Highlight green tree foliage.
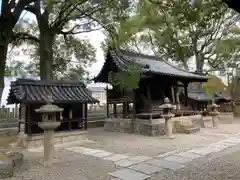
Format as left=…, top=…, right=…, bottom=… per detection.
left=202, top=75, right=228, bottom=97
left=123, top=0, right=240, bottom=73
left=18, top=0, right=134, bottom=80
left=108, top=63, right=141, bottom=91
left=215, top=26, right=240, bottom=69
left=5, top=60, right=27, bottom=78
left=21, top=33, right=96, bottom=81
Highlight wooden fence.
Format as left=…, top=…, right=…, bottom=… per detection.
left=0, top=107, right=19, bottom=119
left=0, top=104, right=125, bottom=120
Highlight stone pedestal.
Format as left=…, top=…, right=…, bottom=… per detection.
left=165, top=118, right=173, bottom=137
left=159, top=97, right=176, bottom=139
left=38, top=121, right=60, bottom=163
left=208, top=103, right=220, bottom=128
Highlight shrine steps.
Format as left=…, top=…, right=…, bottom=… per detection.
left=176, top=122, right=200, bottom=134
left=183, top=126, right=200, bottom=134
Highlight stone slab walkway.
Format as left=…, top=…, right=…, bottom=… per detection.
left=62, top=133, right=240, bottom=180
left=23, top=120, right=240, bottom=180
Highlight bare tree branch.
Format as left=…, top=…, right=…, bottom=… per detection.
left=60, top=25, right=102, bottom=35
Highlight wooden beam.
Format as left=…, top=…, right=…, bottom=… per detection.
left=84, top=103, right=88, bottom=130
left=184, top=84, right=188, bottom=107
left=171, top=86, right=175, bottom=104
left=113, top=103, right=117, bottom=118
left=27, top=105, right=32, bottom=136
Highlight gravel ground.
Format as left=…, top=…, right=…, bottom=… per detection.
left=81, top=121, right=240, bottom=156
left=150, top=144, right=240, bottom=180
left=6, top=150, right=118, bottom=180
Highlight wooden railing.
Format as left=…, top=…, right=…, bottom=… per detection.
left=107, top=90, right=133, bottom=102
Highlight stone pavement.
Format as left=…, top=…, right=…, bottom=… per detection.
left=62, top=133, right=240, bottom=180
left=10, top=120, right=240, bottom=180
left=149, top=143, right=240, bottom=180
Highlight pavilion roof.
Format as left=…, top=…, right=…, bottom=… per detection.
left=7, top=79, right=99, bottom=104
left=94, top=49, right=208, bottom=83
left=187, top=90, right=212, bottom=102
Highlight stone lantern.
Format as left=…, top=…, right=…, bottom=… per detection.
left=208, top=101, right=220, bottom=128
left=35, top=95, right=63, bottom=165
left=159, top=97, right=176, bottom=138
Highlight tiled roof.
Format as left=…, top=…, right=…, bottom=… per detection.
left=88, top=86, right=105, bottom=92
left=215, top=92, right=232, bottom=101
left=187, top=90, right=212, bottom=102
left=7, top=79, right=99, bottom=104
left=108, top=49, right=208, bottom=80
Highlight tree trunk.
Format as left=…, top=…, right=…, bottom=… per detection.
left=39, top=31, right=54, bottom=80
left=0, top=39, right=9, bottom=105
left=195, top=53, right=205, bottom=89
left=196, top=53, right=204, bottom=74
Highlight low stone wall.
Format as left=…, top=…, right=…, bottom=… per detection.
left=104, top=118, right=166, bottom=136
left=26, top=131, right=88, bottom=149
left=88, top=120, right=105, bottom=128
left=104, top=115, right=201, bottom=136
left=219, top=112, right=234, bottom=121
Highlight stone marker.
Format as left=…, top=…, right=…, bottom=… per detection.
left=35, top=95, right=63, bottom=166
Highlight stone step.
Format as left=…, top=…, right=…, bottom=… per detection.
left=184, top=127, right=200, bottom=134
left=181, top=124, right=194, bottom=129
left=0, top=123, right=18, bottom=129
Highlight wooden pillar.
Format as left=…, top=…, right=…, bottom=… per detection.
left=84, top=103, right=88, bottom=130
left=15, top=103, right=18, bottom=118
left=133, top=91, right=137, bottom=118
left=184, top=83, right=188, bottom=107
left=171, top=86, right=175, bottom=104
left=122, top=102, right=127, bottom=118
left=175, top=87, right=181, bottom=110
left=126, top=103, right=130, bottom=114
left=27, top=105, right=32, bottom=136
left=113, top=103, right=117, bottom=118
left=18, top=105, right=22, bottom=133
left=107, top=103, right=109, bottom=118
left=106, top=84, right=109, bottom=118
left=69, top=109, right=72, bottom=131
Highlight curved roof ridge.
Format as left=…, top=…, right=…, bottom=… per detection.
left=12, top=78, right=86, bottom=87
left=117, top=49, right=208, bottom=79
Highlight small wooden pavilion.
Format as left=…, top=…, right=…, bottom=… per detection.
left=94, top=49, right=209, bottom=118
left=7, top=79, right=98, bottom=135
left=215, top=92, right=232, bottom=112
left=182, top=89, right=212, bottom=111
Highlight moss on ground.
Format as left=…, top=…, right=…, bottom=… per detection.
left=0, top=154, right=9, bottom=160
left=0, top=135, right=17, bottom=148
